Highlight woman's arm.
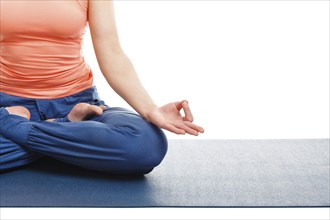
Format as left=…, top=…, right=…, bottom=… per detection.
left=88, top=0, right=155, bottom=117
left=88, top=0, right=203, bottom=135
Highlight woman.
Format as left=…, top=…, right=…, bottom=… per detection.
left=0, top=0, right=204, bottom=174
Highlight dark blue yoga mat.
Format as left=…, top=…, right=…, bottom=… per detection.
left=1, top=139, right=329, bottom=207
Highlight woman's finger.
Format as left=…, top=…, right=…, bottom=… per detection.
left=162, top=122, right=186, bottom=135
left=183, top=121, right=204, bottom=133
left=182, top=101, right=194, bottom=122
left=175, top=121, right=199, bottom=136
left=174, top=101, right=183, bottom=111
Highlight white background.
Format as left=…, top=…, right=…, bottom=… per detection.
left=83, top=0, right=329, bottom=140
left=4, top=1, right=328, bottom=220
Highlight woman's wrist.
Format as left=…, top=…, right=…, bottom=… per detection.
left=140, top=104, right=158, bottom=122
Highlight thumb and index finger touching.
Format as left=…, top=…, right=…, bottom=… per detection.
left=175, top=100, right=194, bottom=122
left=175, top=100, right=204, bottom=133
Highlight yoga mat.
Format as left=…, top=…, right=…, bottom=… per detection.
left=1, top=139, right=329, bottom=207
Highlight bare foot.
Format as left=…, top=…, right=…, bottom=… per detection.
left=67, top=103, right=106, bottom=122
left=5, top=106, right=31, bottom=120
left=46, top=103, right=106, bottom=122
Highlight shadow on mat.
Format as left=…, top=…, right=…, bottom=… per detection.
left=3, top=157, right=146, bottom=180
left=1, top=157, right=162, bottom=207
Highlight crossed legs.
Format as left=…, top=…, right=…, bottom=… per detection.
left=0, top=104, right=168, bottom=174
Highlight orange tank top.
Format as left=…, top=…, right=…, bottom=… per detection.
left=0, top=0, right=93, bottom=99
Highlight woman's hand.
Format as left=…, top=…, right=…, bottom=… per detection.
left=146, top=100, right=204, bottom=136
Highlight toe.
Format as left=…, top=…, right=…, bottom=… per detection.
left=90, top=105, right=104, bottom=115
left=100, top=105, right=107, bottom=111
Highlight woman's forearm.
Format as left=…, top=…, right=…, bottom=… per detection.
left=98, top=51, right=157, bottom=119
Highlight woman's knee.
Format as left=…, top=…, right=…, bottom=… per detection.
left=126, top=120, right=168, bottom=170
left=88, top=123, right=167, bottom=174
left=87, top=109, right=168, bottom=173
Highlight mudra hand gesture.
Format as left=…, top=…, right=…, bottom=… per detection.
left=146, top=100, right=204, bottom=136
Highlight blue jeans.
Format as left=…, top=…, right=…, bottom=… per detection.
left=0, top=86, right=168, bottom=174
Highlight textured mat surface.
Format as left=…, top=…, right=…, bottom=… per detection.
left=1, top=139, right=329, bottom=207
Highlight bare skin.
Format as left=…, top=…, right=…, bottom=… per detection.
left=46, top=103, right=106, bottom=122
left=6, top=103, right=106, bottom=122
left=5, top=106, right=31, bottom=120
left=64, top=103, right=106, bottom=122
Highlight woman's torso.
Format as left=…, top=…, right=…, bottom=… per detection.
left=0, top=0, right=93, bottom=99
